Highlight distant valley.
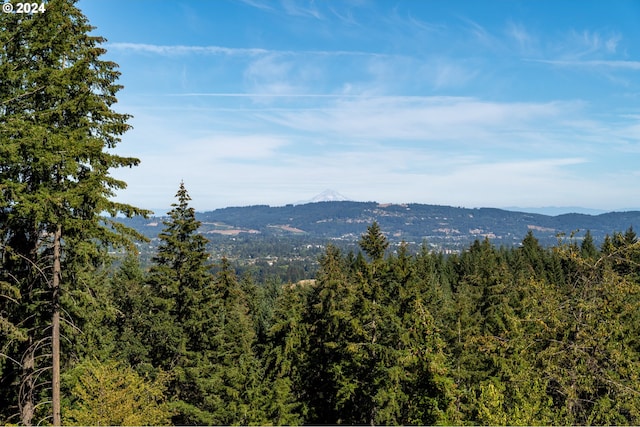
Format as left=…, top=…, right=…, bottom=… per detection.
left=122, top=200, right=640, bottom=248
left=117, top=201, right=640, bottom=280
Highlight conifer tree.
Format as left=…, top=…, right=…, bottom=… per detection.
left=147, top=182, right=211, bottom=331
left=446, top=239, right=498, bottom=417
left=623, top=226, right=638, bottom=245
left=1, top=1, right=147, bottom=423
left=143, top=183, right=214, bottom=422
left=376, top=243, right=457, bottom=425
left=412, top=244, right=453, bottom=328
left=519, top=231, right=547, bottom=279
left=359, top=221, right=389, bottom=261
left=341, top=230, right=400, bottom=424
left=300, top=229, right=456, bottom=424
left=144, top=184, right=272, bottom=424
left=580, top=230, right=598, bottom=260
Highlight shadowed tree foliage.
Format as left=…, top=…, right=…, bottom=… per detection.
left=108, top=253, right=153, bottom=369
left=581, top=230, right=599, bottom=260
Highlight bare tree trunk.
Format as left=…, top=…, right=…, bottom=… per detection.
left=52, top=224, right=61, bottom=426
left=20, top=339, right=35, bottom=426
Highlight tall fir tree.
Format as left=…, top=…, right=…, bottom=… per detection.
left=147, top=182, right=211, bottom=334
left=0, top=1, right=147, bottom=423
left=143, top=182, right=213, bottom=422
left=142, top=183, right=273, bottom=424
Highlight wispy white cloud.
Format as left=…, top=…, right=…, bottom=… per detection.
left=111, top=90, right=640, bottom=211
left=235, top=0, right=273, bottom=11
left=113, top=125, right=609, bottom=210
left=327, top=3, right=362, bottom=26
left=166, top=93, right=368, bottom=98
left=431, top=59, right=479, bottom=89
left=505, top=21, right=537, bottom=55
left=550, top=30, right=625, bottom=60
left=191, top=134, right=289, bottom=160
left=530, top=59, right=640, bottom=70
left=571, top=29, right=622, bottom=57
left=258, top=96, right=583, bottom=143
left=243, top=54, right=324, bottom=95
left=280, top=0, right=323, bottom=19
left=605, top=34, right=622, bottom=54
left=459, top=18, right=505, bottom=52
left=108, top=43, right=270, bottom=56
left=233, top=0, right=328, bottom=19
left=405, top=13, right=443, bottom=34
left=108, top=42, right=390, bottom=59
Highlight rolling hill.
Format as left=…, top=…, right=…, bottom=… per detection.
left=120, top=201, right=640, bottom=250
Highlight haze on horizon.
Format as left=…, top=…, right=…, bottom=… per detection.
left=77, top=0, right=640, bottom=213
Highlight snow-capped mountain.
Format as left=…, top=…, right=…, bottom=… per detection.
left=304, top=189, right=351, bottom=204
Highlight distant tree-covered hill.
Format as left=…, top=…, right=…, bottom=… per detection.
left=114, top=201, right=640, bottom=282
left=120, top=201, right=640, bottom=249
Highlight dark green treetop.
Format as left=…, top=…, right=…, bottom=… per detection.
left=359, top=221, right=389, bottom=261
left=148, top=182, right=211, bottom=324
left=1, top=0, right=148, bottom=241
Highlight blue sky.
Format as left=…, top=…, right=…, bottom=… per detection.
left=77, top=0, right=640, bottom=212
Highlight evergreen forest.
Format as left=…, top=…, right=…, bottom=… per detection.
left=2, top=1, right=640, bottom=425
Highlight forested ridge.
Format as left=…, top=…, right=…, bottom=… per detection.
left=3, top=1, right=640, bottom=425
left=119, top=200, right=640, bottom=249
left=119, top=202, right=640, bottom=288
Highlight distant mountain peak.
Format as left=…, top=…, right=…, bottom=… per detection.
left=308, top=189, right=350, bottom=203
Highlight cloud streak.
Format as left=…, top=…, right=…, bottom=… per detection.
left=531, top=59, right=640, bottom=70
left=107, top=42, right=390, bottom=59
left=258, top=96, right=584, bottom=144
